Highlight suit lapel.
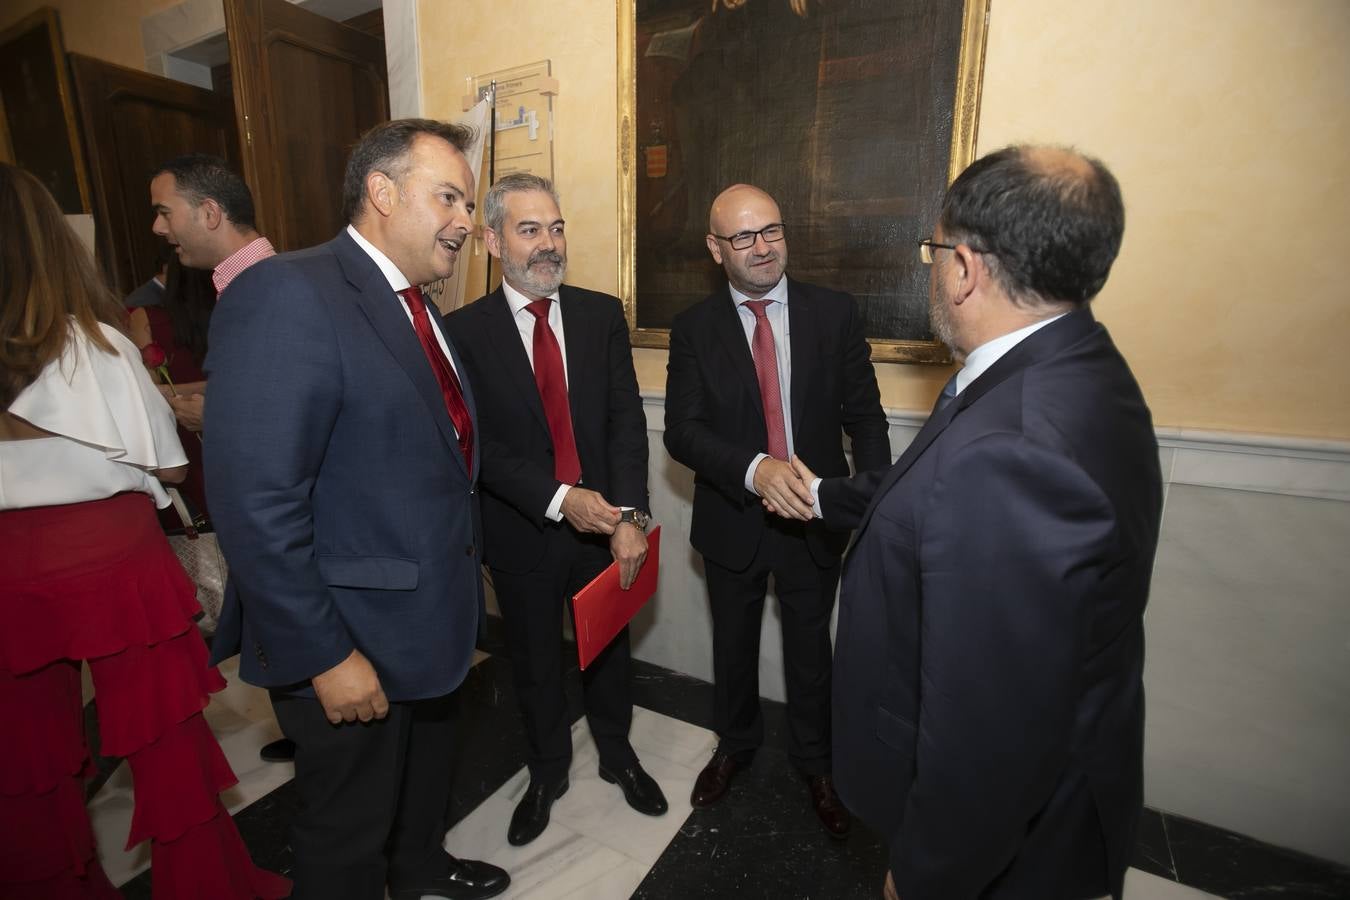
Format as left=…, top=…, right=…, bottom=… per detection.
left=429, top=311, right=479, bottom=480
left=557, top=287, right=592, bottom=431
left=853, top=307, right=1101, bottom=534
left=333, top=231, right=468, bottom=477
left=712, top=287, right=763, bottom=420
left=481, top=287, right=550, bottom=435
left=786, top=278, right=814, bottom=441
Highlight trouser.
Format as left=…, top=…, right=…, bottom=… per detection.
left=704, top=520, right=840, bottom=775
left=490, top=526, right=637, bottom=782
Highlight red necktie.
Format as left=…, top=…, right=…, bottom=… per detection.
left=399, top=286, right=474, bottom=472
left=743, top=299, right=788, bottom=460
left=525, top=299, right=582, bottom=484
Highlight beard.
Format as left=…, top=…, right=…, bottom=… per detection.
left=502, top=247, right=566, bottom=297
left=928, top=281, right=961, bottom=356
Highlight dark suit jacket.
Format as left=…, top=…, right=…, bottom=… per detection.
left=664, top=278, right=889, bottom=570
left=204, top=229, right=484, bottom=702
left=829, top=309, right=1162, bottom=900
left=443, top=284, right=647, bottom=573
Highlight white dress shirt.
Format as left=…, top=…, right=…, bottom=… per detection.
left=346, top=225, right=463, bottom=383
left=732, top=274, right=795, bottom=494
left=500, top=279, right=574, bottom=521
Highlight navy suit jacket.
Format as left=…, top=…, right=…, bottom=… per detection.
left=443, top=285, right=647, bottom=574
left=664, top=277, right=890, bottom=570
left=204, top=229, right=484, bottom=702
left=828, top=309, right=1162, bottom=900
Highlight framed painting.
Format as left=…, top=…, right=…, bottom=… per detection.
left=618, top=0, right=989, bottom=362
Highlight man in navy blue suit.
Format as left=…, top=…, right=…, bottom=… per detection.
left=205, top=120, right=509, bottom=900
left=785, top=146, right=1163, bottom=899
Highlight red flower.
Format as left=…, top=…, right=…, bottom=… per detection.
left=141, top=342, right=167, bottom=368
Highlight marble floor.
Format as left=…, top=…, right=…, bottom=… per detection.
left=78, top=623, right=1349, bottom=899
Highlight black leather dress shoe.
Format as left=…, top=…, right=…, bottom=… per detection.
left=806, top=774, right=851, bottom=839
left=259, top=738, right=295, bottom=762
left=507, top=776, right=568, bottom=846
left=388, top=856, right=510, bottom=900
left=599, top=762, right=668, bottom=816
left=690, top=751, right=743, bottom=807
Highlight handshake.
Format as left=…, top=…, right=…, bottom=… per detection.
left=755, top=455, right=819, bottom=521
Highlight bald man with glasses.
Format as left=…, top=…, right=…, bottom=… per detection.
left=663, top=183, right=890, bottom=838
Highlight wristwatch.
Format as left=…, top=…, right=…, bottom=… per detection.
left=618, top=508, right=651, bottom=530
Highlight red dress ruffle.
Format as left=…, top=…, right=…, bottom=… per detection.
left=0, top=493, right=290, bottom=898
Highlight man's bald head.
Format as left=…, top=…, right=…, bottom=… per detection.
left=705, top=184, right=788, bottom=299
left=939, top=144, right=1125, bottom=307
left=708, top=184, right=780, bottom=234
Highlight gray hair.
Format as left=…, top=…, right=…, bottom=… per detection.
left=483, top=173, right=561, bottom=233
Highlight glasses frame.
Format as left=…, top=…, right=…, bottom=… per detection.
left=917, top=238, right=959, bottom=265
left=710, top=223, right=787, bottom=252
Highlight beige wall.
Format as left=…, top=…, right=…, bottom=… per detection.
left=427, top=0, right=1347, bottom=439
left=0, top=0, right=173, bottom=72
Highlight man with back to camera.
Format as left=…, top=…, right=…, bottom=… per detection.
left=204, top=119, right=509, bottom=900
left=781, top=146, right=1163, bottom=899
left=663, top=183, right=891, bottom=838
left=444, top=173, right=667, bottom=848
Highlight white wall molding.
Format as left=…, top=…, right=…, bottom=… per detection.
left=641, top=390, right=1350, bottom=503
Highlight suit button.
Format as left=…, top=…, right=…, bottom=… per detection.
left=466, top=544, right=475, bottom=557
left=254, top=642, right=268, bottom=669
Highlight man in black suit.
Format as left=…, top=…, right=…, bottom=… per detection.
left=663, top=184, right=889, bottom=837
left=789, top=146, right=1163, bottom=899
left=445, top=173, right=668, bottom=847
left=206, top=119, right=509, bottom=900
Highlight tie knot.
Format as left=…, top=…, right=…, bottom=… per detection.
left=743, top=299, right=772, bottom=319
left=399, top=286, right=426, bottom=314
left=526, top=298, right=552, bottom=320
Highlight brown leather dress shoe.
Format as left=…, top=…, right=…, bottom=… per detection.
left=807, top=774, right=851, bottom=838
left=690, top=751, right=743, bottom=807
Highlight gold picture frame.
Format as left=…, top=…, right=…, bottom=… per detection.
left=617, top=0, right=990, bottom=363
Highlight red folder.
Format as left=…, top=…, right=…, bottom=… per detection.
left=572, top=526, right=661, bottom=670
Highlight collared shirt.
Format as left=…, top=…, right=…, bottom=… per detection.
left=345, top=225, right=463, bottom=432
left=212, top=236, right=276, bottom=296
left=345, top=226, right=462, bottom=382
left=499, top=278, right=574, bottom=521
left=501, top=278, right=568, bottom=385
left=808, top=312, right=1067, bottom=518
left=731, top=275, right=794, bottom=494
left=955, top=313, right=1066, bottom=395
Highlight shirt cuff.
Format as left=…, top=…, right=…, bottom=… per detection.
left=546, top=484, right=570, bottom=521
left=744, top=453, right=770, bottom=494
left=810, top=477, right=823, bottom=519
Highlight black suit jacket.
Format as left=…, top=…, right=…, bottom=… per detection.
left=829, top=309, right=1162, bottom=899
left=444, top=285, right=647, bottom=574
left=664, top=278, right=889, bottom=570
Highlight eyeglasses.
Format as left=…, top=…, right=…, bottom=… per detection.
left=711, top=223, right=786, bottom=251
left=917, top=238, right=959, bottom=265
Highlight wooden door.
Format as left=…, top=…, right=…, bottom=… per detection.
left=70, top=54, right=239, bottom=294
left=224, top=0, right=388, bottom=251
left=0, top=9, right=91, bottom=213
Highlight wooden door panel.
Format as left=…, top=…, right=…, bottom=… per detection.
left=225, top=0, right=387, bottom=251
left=70, top=54, right=239, bottom=293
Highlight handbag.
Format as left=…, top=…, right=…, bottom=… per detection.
left=165, top=487, right=227, bottom=634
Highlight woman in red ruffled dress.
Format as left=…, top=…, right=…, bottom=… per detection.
left=0, top=163, right=289, bottom=898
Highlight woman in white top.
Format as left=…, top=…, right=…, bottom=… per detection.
left=0, top=163, right=288, bottom=899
